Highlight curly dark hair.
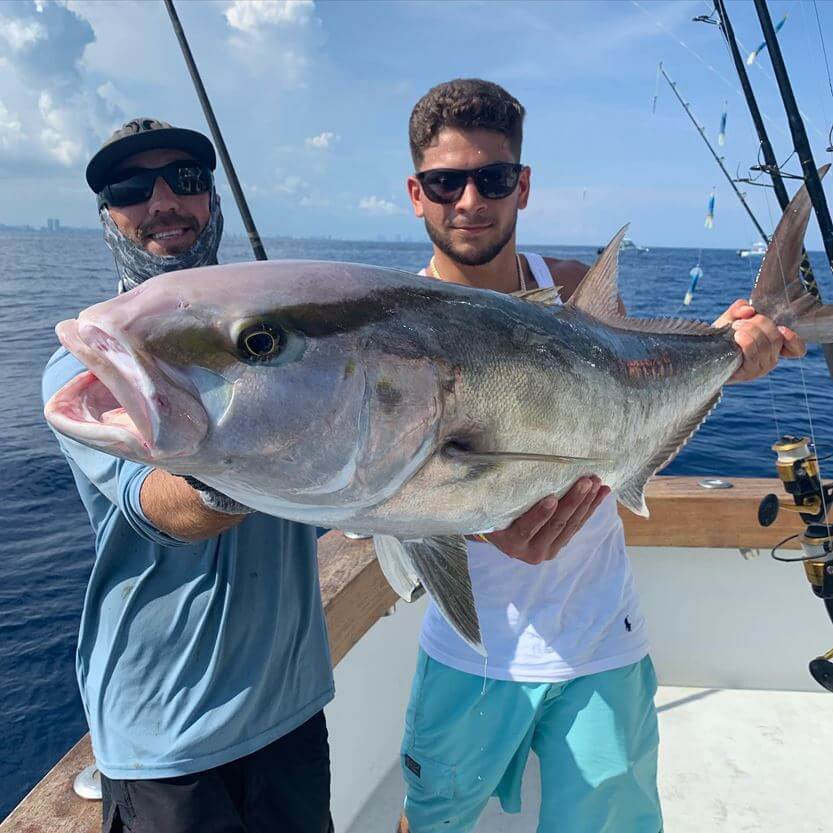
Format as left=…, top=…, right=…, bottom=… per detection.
left=409, top=78, right=525, bottom=167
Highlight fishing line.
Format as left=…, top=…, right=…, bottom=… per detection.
left=633, top=0, right=791, bottom=141
left=731, top=28, right=828, bottom=141
left=741, top=240, right=784, bottom=437
left=761, top=184, right=829, bottom=518
left=811, top=0, right=833, bottom=102
left=769, top=532, right=822, bottom=561
left=798, top=0, right=832, bottom=130
left=652, top=62, right=661, bottom=115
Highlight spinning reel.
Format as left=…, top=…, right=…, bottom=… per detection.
left=758, top=436, right=833, bottom=692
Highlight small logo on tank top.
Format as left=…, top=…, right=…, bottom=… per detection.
left=624, top=616, right=632, bottom=633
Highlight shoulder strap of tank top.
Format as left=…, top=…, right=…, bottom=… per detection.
left=420, top=259, right=562, bottom=305
left=520, top=252, right=559, bottom=299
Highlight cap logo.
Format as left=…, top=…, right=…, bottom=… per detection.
left=123, top=118, right=167, bottom=135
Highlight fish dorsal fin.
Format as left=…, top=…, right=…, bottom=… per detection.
left=566, top=223, right=724, bottom=338
left=617, top=389, right=723, bottom=518
left=605, top=317, right=724, bottom=336
left=512, top=286, right=563, bottom=307
left=373, top=534, right=484, bottom=655
left=565, top=224, right=628, bottom=320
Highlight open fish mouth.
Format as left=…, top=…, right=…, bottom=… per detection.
left=44, top=319, right=207, bottom=460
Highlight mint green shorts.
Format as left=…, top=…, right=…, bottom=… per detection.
left=401, top=650, right=661, bottom=833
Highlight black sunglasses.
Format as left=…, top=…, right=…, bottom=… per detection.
left=98, top=160, right=213, bottom=208
left=416, top=162, right=523, bottom=204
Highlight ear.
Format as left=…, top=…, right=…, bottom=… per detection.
left=517, top=165, right=531, bottom=211
left=406, top=175, right=425, bottom=218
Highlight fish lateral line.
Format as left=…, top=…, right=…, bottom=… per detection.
left=443, top=443, right=611, bottom=466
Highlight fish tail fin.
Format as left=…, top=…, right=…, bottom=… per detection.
left=750, top=165, right=833, bottom=343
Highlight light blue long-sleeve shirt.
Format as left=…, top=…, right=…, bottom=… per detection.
left=42, top=347, right=334, bottom=780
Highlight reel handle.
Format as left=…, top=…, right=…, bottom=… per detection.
left=809, top=648, right=833, bottom=693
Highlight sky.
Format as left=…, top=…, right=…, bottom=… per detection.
left=0, top=0, right=832, bottom=248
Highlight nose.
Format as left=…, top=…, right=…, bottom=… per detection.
left=454, top=177, right=485, bottom=213
left=147, top=176, right=182, bottom=215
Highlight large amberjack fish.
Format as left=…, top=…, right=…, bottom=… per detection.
left=45, top=172, right=833, bottom=653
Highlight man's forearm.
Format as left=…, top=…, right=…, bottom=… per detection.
left=140, top=469, right=248, bottom=541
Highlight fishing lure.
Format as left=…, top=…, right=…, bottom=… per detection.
left=684, top=264, right=703, bottom=306
left=705, top=189, right=716, bottom=229
left=747, top=14, right=787, bottom=65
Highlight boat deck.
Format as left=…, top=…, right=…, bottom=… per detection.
left=347, top=684, right=833, bottom=833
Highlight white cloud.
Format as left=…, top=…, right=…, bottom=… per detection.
left=299, top=192, right=331, bottom=208
left=95, top=80, right=136, bottom=115
left=38, top=90, right=83, bottom=166
left=0, top=17, right=45, bottom=51
left=225, top=0, right=315, bottom=33
left=305, top=130, right=338, bottom=150
left=0, top=99, right=25, bottom=150
left=275, top=174, right=307, bottom=195
left=0, top=2, right=121, bottom=175
left=358, top=196, right=403, bottom=216
left=223, top=0, right=323, bottom=86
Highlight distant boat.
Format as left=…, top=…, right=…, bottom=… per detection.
left=737, top=240, right=767, bottom=258
left=597, top=237, right=650, bottom=254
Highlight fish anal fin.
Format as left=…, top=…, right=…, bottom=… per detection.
left=617, top=481, right=650, bottom=518
left=617, top=390, right=723, bottom=517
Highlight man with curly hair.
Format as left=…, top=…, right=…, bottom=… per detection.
left=396, top=78, right=803, bottom=833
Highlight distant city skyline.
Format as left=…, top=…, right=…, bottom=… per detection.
left=0, top=0, right=831, bottom=250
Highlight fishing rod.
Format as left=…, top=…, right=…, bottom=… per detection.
left=162, top=0, right=268, bottom=261
left=740, top=0, right=833, bottom=692
left=753, top=0, right=833, bottom=275
left=711, top=0, right=821, bottom=301
left=659, top=63, right=770, bottom=241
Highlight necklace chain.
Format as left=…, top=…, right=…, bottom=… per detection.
left=429, top=254, right=526, bottom=292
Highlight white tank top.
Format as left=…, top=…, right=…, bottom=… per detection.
left=418, top=252, right=649, bottom=681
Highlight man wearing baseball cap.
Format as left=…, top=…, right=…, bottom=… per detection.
left=86, top=117, right=223, bottom=290
left=42, top=119, right=335, bottom=832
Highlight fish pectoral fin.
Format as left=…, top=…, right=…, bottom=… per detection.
left=444, top=446, right=610, bottom=466
left=375, top=534, right=484, bottom=655
left=373, top=534, right=423, bottom=602
left=617, top=389, right=723, bottom=518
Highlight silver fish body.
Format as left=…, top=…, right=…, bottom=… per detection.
left=44, top=171, right=832, bottom=651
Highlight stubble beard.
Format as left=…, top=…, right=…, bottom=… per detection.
left=424, top=214, right=518, bottom=267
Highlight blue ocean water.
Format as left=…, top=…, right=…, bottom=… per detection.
left=1, top=229, right=832, bottom=819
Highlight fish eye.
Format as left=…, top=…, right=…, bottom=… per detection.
left=238, top=323, right=283, bottom=360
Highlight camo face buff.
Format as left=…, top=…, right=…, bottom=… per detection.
left=101, top=189, right=224, bottom=293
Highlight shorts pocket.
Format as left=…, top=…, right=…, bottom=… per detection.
left=401, top=750, right=455, bottom=800
left=103, top=802, right=123, bottom=833
left=101, top=776, right=137, bottom=833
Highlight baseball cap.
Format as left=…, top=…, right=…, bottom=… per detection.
left=86, top=118, right=217, bottom=193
